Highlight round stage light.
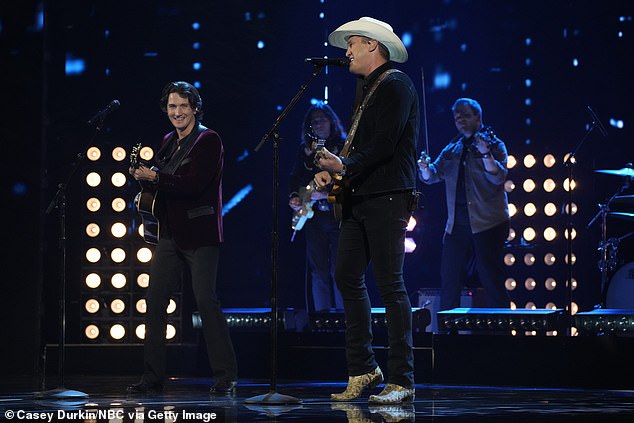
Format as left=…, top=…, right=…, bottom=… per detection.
left=507, top=227, right=516, bottom=242
left=544, top=227, right=557, bottom=241
left=523, top=179, right=536, bottom=192
left=85, top=325, right=99, bottom=340
left=135, top=324, right=146, bottom=339
left=524, top=203, right=537, bottom=217
left=85, top=273, right=101, bottom=289
left=86, top=248, right=101, bottom=263
left=544, top=202, right=557, bottom=216
left=86, top=223, right=100, bottom=238
left=112, top=147, right=127, bottom=161
left=523, top=227, right=536, bottom=242
left=524, top=278, right=537, bottom=290
left=543, top=178, right=556, bottom=193
left=544, top=253, right=556, bottom=266
left=504, top=180, right=515, bottom=193
left=137, top=273, right=150, bottom=288
left=564, top=228, right=577, bottom=240
left=111, top=222, right=127, bottom=238
left=85, top=299, right=100, bottom=314
left=110, top=324, right=126, bottom=340
left=505, top=278, right=517, bottom=290
left=111, top=247, right=126, bottom=263
left=110, top=299, right=125, bottom=314
left=137, top=247, right=152, bottom=263
left=166, top=324, right=176, bottom=340
left=167, top=299, right=177, bottom=314
left=504, top=253, right=516, bottom=266
left=564, top=202, right=578, bottom=215
left=507, top=155, right=517, bottom=169
left=140, top=146, right=154, bottom=161
left=545, top=302, right=557, bottom=310
left=86, top=197, right=101, bottom=212
left=86, top=172, right=101, bottom=187
left=545, top=278, right=557, bottom=290
left=563, top=178, right=576, bottom=191
left=523, top=154, right=536, bottom=168
left=112, top=197, right=126, bottom=212
left=508, top=203, right=517, bottom=217
left=136, top=299, right=147, bottom=314
left=87, top=146, right=101, bottom=161
left=111, top=273, right=126, bottom=289
left=525, top=302, right=537, bottom=310
left=543, top=154, right=556, bottom=168
left=524, top=253, right=536, bottom=266
left=111, top=172, right=127, bottom=188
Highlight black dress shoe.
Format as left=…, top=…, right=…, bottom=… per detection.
left=126, top=380, right=163, bottom=394
left=209, top=380, right=237, bottom=394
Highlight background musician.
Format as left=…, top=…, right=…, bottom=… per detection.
left=418, top=97, right=510, bottom=311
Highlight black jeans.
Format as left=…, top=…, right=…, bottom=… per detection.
left=142, top=238, right=237, bottom=384
left=440, top=222, right=510, bottom=310
left=305, top=210, right=343, bottom=311
left=334, top=191, right=414, bottom=389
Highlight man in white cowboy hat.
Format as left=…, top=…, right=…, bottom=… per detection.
left=314, top=16, right=418, bottom=404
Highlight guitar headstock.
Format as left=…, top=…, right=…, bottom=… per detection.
left=130, top=143, right=142, bottom=168
left=476, top=126, right=496, bottom=144
left=312, top=139, right=326, bottom=152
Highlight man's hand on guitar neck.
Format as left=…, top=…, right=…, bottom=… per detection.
left=314, top=147, right=345, bottom=174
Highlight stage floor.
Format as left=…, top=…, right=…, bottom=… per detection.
left=2, top=376, right=634, bottom=422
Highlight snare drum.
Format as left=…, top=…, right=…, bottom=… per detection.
left=606, top=262, right=634, bottom=308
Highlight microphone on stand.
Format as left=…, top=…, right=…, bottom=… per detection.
left=305, top=57, right=350, bottom=67
left=87, top=99, right=121, bottom=125
left=586, top=105, right=608, bottom=137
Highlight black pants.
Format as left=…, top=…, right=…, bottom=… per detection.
left=142, top=238, right=237, bottom=384
left=440, top=222, right=510, bottom=310
left=305, top=210, right=343, bottom=311
left=334, top=192, right=414, bottom=389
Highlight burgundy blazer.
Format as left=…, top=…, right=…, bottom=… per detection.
left=154, top=127, right=224, bottom=249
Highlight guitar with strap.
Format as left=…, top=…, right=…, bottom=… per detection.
left=327, top=68, right=402, bottom=221
left=130, top=143, right=159, bottom=245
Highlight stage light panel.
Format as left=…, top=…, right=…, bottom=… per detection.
left=544, top=253, right=556, bottom=265
left=110, top=247, right=126, bottom=263
left=543, top=154, right=556, bottom=168
left=524, top=203, right=537, bottom=217
left=523, top=154, right=536, bottom=168
left=110, top=299, right=125, bottom=314
left=85, top=325, right=99, bottom=339
left=504, top=180, right=515, bottom=192
left=504, top=253, right=516, bottom=266
left=545, top=278, right=557, bottom=290
left=523, top=227, right=536, bottom=241
left=135, top=299, right=146, bottom=313
left=109, top=324, right=125, bottom=340
left=524, top=278, right=537, bottom=290
left=507, top=155, right=517, bottom=169
left=543, top=178, right=556, bottom=193
left=136, top=273, right=149, bottom=288
left=85, top=299, right=100, bottom=314
left=544, top=227, right=557, bottom=241
left=523, top=179, right=536, bottom=192
left=524, top=253, right=536, bottom=266
left=505, top=278, right=517, bottom=290
left=544, top=202, right=557, bottom=216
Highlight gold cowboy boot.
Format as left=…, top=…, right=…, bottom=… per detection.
left=331, top=367, right=384, bottom=401
left=368, top=383, right=415, bottom=404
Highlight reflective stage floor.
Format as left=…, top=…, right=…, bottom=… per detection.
left=2, top=376, right=634, bottom=422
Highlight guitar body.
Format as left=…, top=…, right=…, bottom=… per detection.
left=291, top=182, right=316, bottom=232
left=130, top=143, right=160, bottom=245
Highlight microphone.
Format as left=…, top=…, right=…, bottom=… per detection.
left=305, top=57, right=350, bottom=67
left=88, top=99, right=121, bottom=125
left=586, top=105, right=608, bottom=137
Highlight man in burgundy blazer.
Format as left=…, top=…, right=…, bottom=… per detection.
left=128, top=81, right=237, bottom=395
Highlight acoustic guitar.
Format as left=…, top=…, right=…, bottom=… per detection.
left=130, top=143, right=159, bottom=245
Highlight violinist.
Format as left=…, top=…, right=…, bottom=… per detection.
left=418, top=98, right=510, bottom=311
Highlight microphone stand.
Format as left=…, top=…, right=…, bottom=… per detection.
left=36, top=117, right=108, bottom=399
left=246, top=64, right=326, bottom=405
left=563, top=118, right=601, bottom=335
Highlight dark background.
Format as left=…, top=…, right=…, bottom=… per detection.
left=1, top=0, right=632, bottom=378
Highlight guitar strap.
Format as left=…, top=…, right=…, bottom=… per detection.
left=339, top=68, right=401, bottom=159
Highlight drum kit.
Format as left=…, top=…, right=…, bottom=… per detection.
left=589, top=165, right=634, bottom=308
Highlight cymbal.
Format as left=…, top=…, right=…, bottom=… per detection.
left=595, top=168, right=634, bottom=177
left=608, top=212, right=634, bottom=222
left=613, top=195, right=634, bottom=205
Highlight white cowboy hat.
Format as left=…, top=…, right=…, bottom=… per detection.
left=328, top=17, right=408, bottom=63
